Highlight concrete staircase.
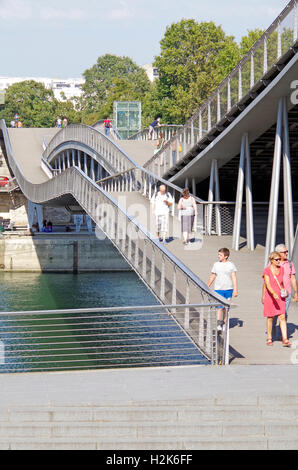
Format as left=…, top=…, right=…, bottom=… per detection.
left=1, top=397, right=298, bottom=450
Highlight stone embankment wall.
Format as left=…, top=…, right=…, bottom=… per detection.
left=0, top=234, right=131, bottom=272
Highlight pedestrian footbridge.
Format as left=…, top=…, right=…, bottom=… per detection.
left=0, top=1, right=298, bottom=368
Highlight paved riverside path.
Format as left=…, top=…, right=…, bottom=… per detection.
left=0, top=365, right=297, bottom=407
left=0, top=365, right=298, bottom=449
left=8, top=128, right=59, bottom=183
left=111, top=191, right=298, bottom=366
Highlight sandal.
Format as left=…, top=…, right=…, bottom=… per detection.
left=267, top=339, right=273, bottom=346
left=282, top=339, right=291, bottom=347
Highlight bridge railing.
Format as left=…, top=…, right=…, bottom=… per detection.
left=42, top=124, right=136, bottom=175
left=0, top=303, right=229, bottom=373
left=0, top=118, right=231, bottom=365
left=144, top=0, right=298, bottom=174
left=129, top=125, right=184, bottom=142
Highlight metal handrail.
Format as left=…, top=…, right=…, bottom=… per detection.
left=0, top=304, right=222, bottom=373
left=129, top=124, right=184, bottom=141
left=143, top=0, right=298, bottom=173
left=42, top=124, right=136, bottom=175
left=0, top=118, right=231, bottom=364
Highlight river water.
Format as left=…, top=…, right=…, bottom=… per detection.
left=0, top=272, right=208, bottom=372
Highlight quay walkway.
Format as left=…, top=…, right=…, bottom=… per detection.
left=0, top=365, right=298, bottom=449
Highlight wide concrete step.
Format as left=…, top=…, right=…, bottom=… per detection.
left=1, top=421, right=298, bottom=439
left=0, top=436, right=296, bottom=450
left=5, top=405, right=298, bottom=422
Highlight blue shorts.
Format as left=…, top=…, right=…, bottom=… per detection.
left=215, top=289, right=233, bottom=308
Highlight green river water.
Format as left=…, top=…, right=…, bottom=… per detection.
left=0, top=272, right=208, bottom=372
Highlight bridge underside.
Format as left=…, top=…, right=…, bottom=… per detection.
left=197, top=104, right=298, bottom=202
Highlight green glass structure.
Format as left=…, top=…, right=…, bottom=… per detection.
left=113, top=101, right=141, bottom=139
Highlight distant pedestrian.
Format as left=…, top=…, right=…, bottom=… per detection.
left=41, top=220, right=47, bottom=232
left=151, top=184, right=173, bottom=244
left=10, top=120, right=16, bottom=128
left=56, top=117, right=62, bottom=128
left=14, top=113, right=19, bottom=125
left=171, top=133, right=177, bottom=164
left=17, top=121, right=22, bottom=128
left=104, top=117, right=112, bottom=137
left=47, top=221, right=53, bottom=233
left=207, top=248, right=238, bottom=332
left=262, top=251, right=290, bottom=347
left=148, top=117, right=161, bottom=140
left=63, top=117, right=68, bottom=128
left=178, top=188, right=197, bottom=245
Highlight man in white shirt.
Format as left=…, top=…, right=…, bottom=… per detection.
left=151, top=184, right=173, bottom=243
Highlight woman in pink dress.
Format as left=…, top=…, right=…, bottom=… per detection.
left=263, top=252, right=290, bottom=347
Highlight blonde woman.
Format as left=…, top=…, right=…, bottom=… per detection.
left=262, top=252, right=290, bottom=347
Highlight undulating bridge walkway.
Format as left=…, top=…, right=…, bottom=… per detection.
left=1, top=121, right=298, bottom=365
left=1, top=1, right=298, bottom=366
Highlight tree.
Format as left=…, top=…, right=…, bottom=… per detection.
left=0, top=80, right=57, bottom=127
left=81, top=54, right=151, bottom=122
left=152, top=20, right=241, bottom=123
left=0, top=80, right=82, bottom=127
left=240, top=28, right=264, bottom=56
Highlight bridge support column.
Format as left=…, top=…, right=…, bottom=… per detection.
left=191, top=178, right=196, bottom=197
left=90, top=158, right=95, bottom=181
left=84, top=153, right=88, bottom=175
left=265, top=97, right=294, bottom=264
left=207, top=159, right=221, bottom=236
left=232, top=133, right=254, bottom=251
left=28, top=201, right=43, bottom=232
left=78, top=150, right=82, bottom=170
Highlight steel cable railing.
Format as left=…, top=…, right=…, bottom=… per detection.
left=143, top=0, right=298, bottom=175
left=0, top=118, right=232, bottom=364
left=129, top=125, right=184, bottom=141
left=0, top=304, right=228, bottom=372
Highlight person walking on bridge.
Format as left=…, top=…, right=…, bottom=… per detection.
left=151, top=184, right=173, bottom=244
left=178, top=188, right=197, bottom=245
left=207, top=248, right=238, bottom=332
left=262, top=243, right=298, bottom=338
left=148, top=117, right=161, bottom=140
left=104, top=117, right=112, bottom=137
left=262, top=251, right=290, bottom=347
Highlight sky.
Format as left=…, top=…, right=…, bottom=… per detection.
left=0, top=0, right=290, bottom=78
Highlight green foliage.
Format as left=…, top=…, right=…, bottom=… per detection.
left=81, top=54, right=151, bottom=123
left=150, top=20, right=241, bottom=123
left=0, top=80, right=57, bottom=127
left=240, top=29, right=264, bottom=56
left=0, top=80, right=81, bottom=127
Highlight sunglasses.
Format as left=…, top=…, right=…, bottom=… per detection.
left=274, top=258, right=281, bottom=261
left=280, top=250, right=288, bottom=254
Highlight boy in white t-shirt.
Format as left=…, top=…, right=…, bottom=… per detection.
left=207, top=248, right=238, bottom=331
